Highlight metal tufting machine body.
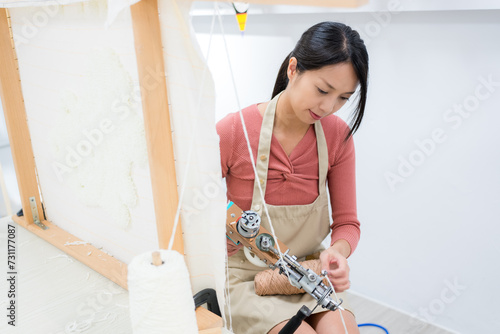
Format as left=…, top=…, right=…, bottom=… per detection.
left=226, top=202, right=344, bottom=333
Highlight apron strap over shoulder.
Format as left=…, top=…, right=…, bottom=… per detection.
left=251, top=93, right=278, bottom=212
left=314, top=119, right=329, bottom=194
left=251, top=91, right=329, bottom=213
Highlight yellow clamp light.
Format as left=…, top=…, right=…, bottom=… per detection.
left=232, top=2, right=250, bottom=33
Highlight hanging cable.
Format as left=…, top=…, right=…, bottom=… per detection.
left=213, top=3, right=292, bottom=287
left=168, top=1, right=217, bottom=251
left=164, top=4, right=236, bottom=331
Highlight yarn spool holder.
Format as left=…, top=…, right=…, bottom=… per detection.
left=226, top=203, right=288, bottom=267
left=152, top=251, right=163, bottom=266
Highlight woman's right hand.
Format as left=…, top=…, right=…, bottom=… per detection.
left=226, top=237, right=243, bottom=256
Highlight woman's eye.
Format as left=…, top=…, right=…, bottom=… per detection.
left=341, top=97, right=350, bottom=101
left=317, top=87, right=328, bottom=95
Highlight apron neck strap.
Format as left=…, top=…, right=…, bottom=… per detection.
left=251, top=91, right=329, bottom=212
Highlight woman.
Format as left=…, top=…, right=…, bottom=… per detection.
left=217, top=21, right=369, bottom=334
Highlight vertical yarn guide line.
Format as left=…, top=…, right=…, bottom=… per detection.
left=167, top=0, right=217, bottom=253
left=213, top=2, right=292, bottom=285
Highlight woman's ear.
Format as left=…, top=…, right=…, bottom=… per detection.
left=287, top=57, right=298, bottom=81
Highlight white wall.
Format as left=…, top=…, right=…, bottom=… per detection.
left=191, top=0, right=500, bottom=15
left=192, top=3, right=500, bottom=333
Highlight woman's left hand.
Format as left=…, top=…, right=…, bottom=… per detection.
left=319, top=246, right=351, bottom=292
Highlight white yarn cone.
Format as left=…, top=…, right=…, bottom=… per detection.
left=128, top=250, right=198, bottom=334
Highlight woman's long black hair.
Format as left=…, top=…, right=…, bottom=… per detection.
left=272, top=22, right=369, bottom=141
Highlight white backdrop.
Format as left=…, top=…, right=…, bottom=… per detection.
left=192, top=2, right=500, bottom=333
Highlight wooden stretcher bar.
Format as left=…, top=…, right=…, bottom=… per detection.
left=12, top=215, right=129, bottom=288
left=130, top=0, right=184, bottom=252
left=0, top=8, right=44, bottom=226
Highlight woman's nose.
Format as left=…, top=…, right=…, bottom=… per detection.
left=320, top=97, right=336, bottom=115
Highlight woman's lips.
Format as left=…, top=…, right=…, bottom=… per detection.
left=309, top=110, right=322, bottom=120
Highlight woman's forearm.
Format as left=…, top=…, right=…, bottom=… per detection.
left=330, top=238, right=352, bottom=258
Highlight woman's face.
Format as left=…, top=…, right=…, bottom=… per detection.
left=285, top=58, right=359, bottom=124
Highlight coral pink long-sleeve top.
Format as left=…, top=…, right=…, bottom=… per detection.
left=217, top=104, right=361, bottom=254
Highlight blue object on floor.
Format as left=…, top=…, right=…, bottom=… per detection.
left=358, top=323, right=389, bottom=334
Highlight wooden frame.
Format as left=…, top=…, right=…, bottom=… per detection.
left=130, top=0, right=184, bottom=253
left=1, top=6, right=130, bottom=289
left=0, top=2, right=221, bottom=332
left=0, top=8, right=43, bottom=227
left=0, top=0, right=186, bottom=286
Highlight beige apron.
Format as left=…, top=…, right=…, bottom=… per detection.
left=226, top=92, right=349, bottom=334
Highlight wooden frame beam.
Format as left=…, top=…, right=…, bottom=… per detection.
left=0, top=8, right=44, bottom=226
left=196, top=0, right=369, bottom=8
left=12, top=215, right=129, bottom=288
left=130, top=0, right=184, bottom=252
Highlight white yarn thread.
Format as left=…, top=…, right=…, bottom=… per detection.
left=214, top=3, right=292, bottom=286
left=128, top=250, right=198, bottom=334
left=167, top=1, right=217, bottom=252
left=325, top=277, right=349, bottom=334
left=162, top=4, right=232, bottom=329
